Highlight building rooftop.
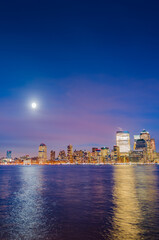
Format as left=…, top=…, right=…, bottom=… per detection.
left=40, top=143, right=46, bottom=146
left=140, top=129, right=149, bottom=134
left=116, top=131, right=129, bottom=134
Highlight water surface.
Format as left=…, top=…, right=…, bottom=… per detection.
left=0, top=165, right=159, bottom=240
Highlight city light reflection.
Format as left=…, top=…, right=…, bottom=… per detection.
left=109, top=166, right=142, bottom=240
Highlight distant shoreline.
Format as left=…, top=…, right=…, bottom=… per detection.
left=0, top=162, right=158, bottom=166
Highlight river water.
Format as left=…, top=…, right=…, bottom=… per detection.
left=0, top=165, right=159, bottom=240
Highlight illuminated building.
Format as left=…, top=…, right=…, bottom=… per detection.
left=140, top=129, right=150, bottom=141
left=92, top=147, right=98, bottom=152
left=129, top=150, right=145, bottom=162
left=20, top=155, right=31, bottom=165
left=31, top=156, right=39, bottom=164
left=133, top=130, right=156, bottom=161
left=116, top=131, right=130, bottom=155
left=140, top=129, right=150, bottom=152
left=101, top=147, right=110, bottom=163
left=6, top=150, right=12, bottom=159
left=140, top=129, right=152, bottom=160
left=134, top=139, right=147, bottom=162
left=113, top=145, right=120, bottom=161
left=101, top=147, right=109, bottom=156
left=133, top=135, right=140, bottom=150
left=73, top=150, right=83, bottom=158
left=150, top=138, right=156, bottom=152
left=81, top=150, right=89, bottom=163
left=67, top=144, right=73, bottom=163
left=87, top=151, right=91, bottom=163
left=92, top=148, right=98, bottom=157
left=96, top=149, right=101, bottom=155
left=135, top=139, right=147, bottom=150
left=38, top=143, right=47, bottom=163
left=96, top=149, right=101, bottom=163
left=73, top=150, right=83, bottom=163
left=58, top=150, right=66, bottom=160
left=150, top=138, right=156, bottom=160
left=50, top=150, right=55, bottom=161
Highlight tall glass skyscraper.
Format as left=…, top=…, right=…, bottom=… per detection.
left=6, top=150, right=12, bottom=159
left=116, top=131, right=130, bottom=154
left=38, top=143, right=47, bottom=163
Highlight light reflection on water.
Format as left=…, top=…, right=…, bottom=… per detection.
left=105, top=165, right=159, bottom=240
left=0, top=165, right=159, bottom=240
left=108, top=166, right=142, bottom=240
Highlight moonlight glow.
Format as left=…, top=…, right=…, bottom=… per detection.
left=32, top=102, right=37, bottom=109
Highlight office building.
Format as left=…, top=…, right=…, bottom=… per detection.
left=140, top=129, right=151, bottom=159
left=140, top=129, right=150, bottom=141
left=6, top=150, right=12, bottom=159
left=150, top=138, right=156, bottom=152
left=116, top=131, right=130, bottom=155
left=150, top=138, right=156, bottom=161
left=101, top=147, right=109, bottom=157
left=92, top=148, right=98, bottom=157
left=101, top=147, right=110, bottom=162
left=113, top=145, right=120, bottom=161
left=133, top=135, right=140, bottom=150
left=129, top=150, right=145, bottom=162
left=38, top=143, right=47, bottom=163
left=135, top=139, right=147, bottom=150
left=58, top=150, right=66, bottom=160
left=50, top=150, right=55, bottom=161
left=67, top=144, right=73, bottom=163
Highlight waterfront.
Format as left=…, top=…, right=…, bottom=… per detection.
left=0, top=165, right=159, bottom=240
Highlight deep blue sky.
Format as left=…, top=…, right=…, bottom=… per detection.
left=0, top=0, right=159, bottom=157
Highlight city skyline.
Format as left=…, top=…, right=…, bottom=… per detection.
left=1, top=128, right=157, bottom=164
left=1, top=1, right=159, bottom=156
left=0, top=129, right=156, bottom=159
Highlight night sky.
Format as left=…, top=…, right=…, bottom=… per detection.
left=0, top=0, right=159, bottom=157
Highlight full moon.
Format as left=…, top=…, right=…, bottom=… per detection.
left=32, top=102, right=37, bottom=109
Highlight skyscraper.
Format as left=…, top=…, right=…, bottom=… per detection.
left=135, top=139, right=147, bottom=150
left=101, top=147, right=109, bottom=157
left=150, top=138, right=156, bottom=160
left=58, top=150, right=67, bottom=160
left=92, top=147, right=98, bottom=157
left=38, top=143, right=47, bottom=163
left=6, top=150, right=12, bottom=159
left=92, top=147, right=98, bottom=153
left=140, top=129, right=150, bottom=142
left=101, top=147, right=110, bottom=162
left=67, top=144, right=73, bottom=163
left=50, top=150, right=55, bottom=161
left=140, top=129, right=151, bottom=158
left=113, top=145, right=120, bottom=161
left=133, top=130, right=156, bottom=161
left=116, top=131, right=130, bottom=155
left=133, top=135, right=140, bottom=150
left=150, top=138, right=156, bottom=152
